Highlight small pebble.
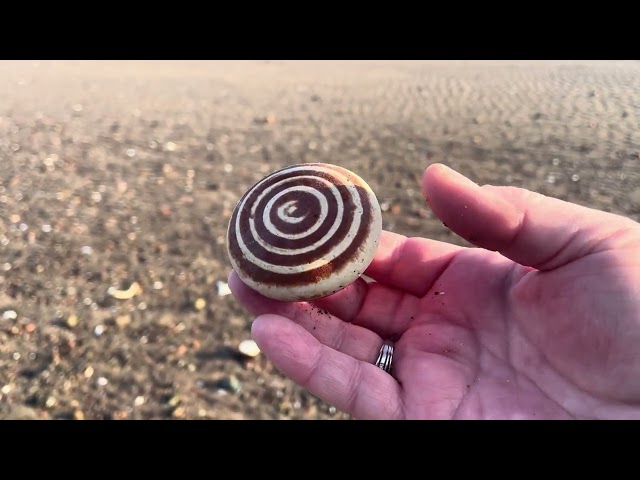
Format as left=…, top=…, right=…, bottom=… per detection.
left=218, top=375, right=241, bottom=393
left=238, top=339, right=260, bottom=358
left=66, top=315, right=78, bottom=327
left=94, top=325, right=105, bottom=336
left=2, top=310, right=17, bottom=320
left=84, top=366, right=94, bottom=378
left=97, top=377, right=108, bottom=386
left=194, top=298, right=206, bottom=310
left=116, top=315, right=131, bottom=327
left=172, top=406, right=186, bottom=418
left=279, top=401, right=292, bottom=414
left=134, top=396, right=145, bottom=406
left=216, top=281, right=231, bottom=297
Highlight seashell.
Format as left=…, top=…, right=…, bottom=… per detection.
left=227, top=163, right=382, bottom=301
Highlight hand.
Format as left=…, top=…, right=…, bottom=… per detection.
left=228, top=164, right=640, bottom=419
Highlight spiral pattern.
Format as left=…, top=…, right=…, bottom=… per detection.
left=227, top=163, right=382, bottom=300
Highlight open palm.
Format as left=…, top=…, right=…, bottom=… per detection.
left=229, top=164, right=640, bottom=419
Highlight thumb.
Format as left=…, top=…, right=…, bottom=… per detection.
left=422, top=163, right=639, bottom=271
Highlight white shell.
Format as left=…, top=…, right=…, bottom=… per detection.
left=227, top=163, right=382, bottom=301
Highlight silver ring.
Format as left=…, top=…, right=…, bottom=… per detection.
left=375, top=341, right=394, bottom=374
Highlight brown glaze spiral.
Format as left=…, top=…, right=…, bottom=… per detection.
left=227, top=163, right=382, bottom=301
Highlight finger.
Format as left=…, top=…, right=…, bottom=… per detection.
left=423, top=163, right=639, bottom=270
left=312, top=279, right=422, bottom=339
left=308, top=276, right=370, bottom=325
left=310, top=230, right=463, bottom=337
left=230, top=232, right=462, bottom=340
left=252, top=314, right=405, bottom=420
left=228, top=271, right=383, bottom=362
left=363, top=230, right=465, bottom=297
